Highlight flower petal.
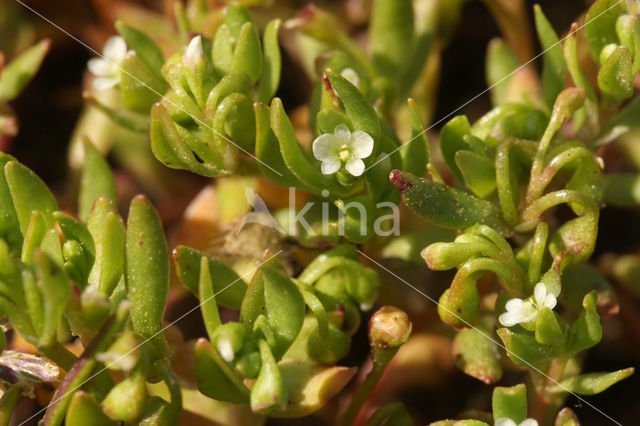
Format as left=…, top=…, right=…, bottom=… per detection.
left=87, top=58, right=112, bottom=77
left=494, top=418, right=518, bottom=426
left=520, top=419, right=539, bottom=426
left=321, top=158, right=341, bottom=175
left=505, top=298, right=524, bottom=312
left=544, top=293, right=557, bottom=309
left=534, top=282, right=547, bottom=306
left=345, top=158, right=365, bottom=176
left=351, top=131, right=374, bottom=159
left=499, top=311, right=521, bottom=327
left=334, top=124, right=351, bottom=143
left=103, top=36, right=127, bottom=63
left=313, top=133, right=337, bottom=161
left=185, top=35, right=203, bottom=62
left=92, top=77, right=119, bottom=91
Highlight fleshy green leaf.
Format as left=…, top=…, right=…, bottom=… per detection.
left=455, top=150, right=496, bottom=198
left=534, top=5, right=566, bottom=110
left=369, top=0, right=414, bottom=76
left=66, top=391, right=118, bottom=426
left=33, top=250, right=71, bottom=347
left=125, top=195, right=169, bottom=355
left=390, top=170, right=508, bottom=233
left=256, top=19, right=282, bottom=103
left=120, top=53, right=166, bottom=113
left=440, top=115, right=471, bottom=182
left=535, top=307, right=567, bottom=353
left=497, top=327, right=552, bottom=366
left=0, top=152, right=21, bottom=251
left=583, top=0, right=626, bottom=62
left=193, top=338, right=250, bottom=404
left=486, top=38, right=520, bottom=107
left=101, top=370, right=147, bottom=423
left=453, top=325, right=502, bottom=384
left=566, top=291, right=602, bottom=355
left=240, top=266, right=305, bottom=359
left=115, top=21, right=165, bottom=81
left=492, top=384, right=527, bottom=423
left=78, top=139, right=118, bottom=222
left=172, top=245, right=247, bottom=309
left=597, top=46, right=633, bottom=102
left=231, top=22, right=263, bottom=83
left=87, top=198, right=125, bottom=295
left=198, top=257, right=221, bottom=339
left=4, top=160, right=58, bottom=236
left=555, top=368, right=634, bottom=395
left=251, top=339, right=288, bottom=413
left=0, top=39, right=50, bottom=101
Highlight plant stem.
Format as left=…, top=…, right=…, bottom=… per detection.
left=530, top=357, right=568, bottom=422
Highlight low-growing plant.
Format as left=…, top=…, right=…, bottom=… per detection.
left=1, top=0, right=640, bottom=425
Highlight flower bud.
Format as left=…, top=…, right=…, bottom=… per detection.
left=368, top=306, right=412, bottom=349
left=96, top=330, right=141, bottom=372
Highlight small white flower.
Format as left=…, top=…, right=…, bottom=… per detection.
left=340, top=67, right=360, bottom=87
left=495, top=418, right=539, bottom=426
left=184, top=35, right=204, bottom=65
left=87, top=36, right=128, bottom=91
left=499, top=282, right=557, bottom=327
left=312, top=124, right=374, bottom=176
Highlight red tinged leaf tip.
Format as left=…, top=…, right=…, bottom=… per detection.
left=389, top=169, right=414, bottom=193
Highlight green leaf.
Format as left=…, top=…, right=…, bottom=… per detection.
left=232, top=22, right=263, bottom=83
left=497, top=327, right=552, bottom=366
left=583, top=0, right=626, bottom=62
left=54, top=211, right=96, bottom=287
left=4, top=160, right=58, bottom=236
left=390, top=170, right=508, bottom=233
left=125, top=195, right=169, bottom=355
left=251, top=339, right=288, bottom=413
left=21, top=210, right=48, bottom=265
left=556, top=368, right=634, bottom=395
left=78, top=139, right=118, bottom=222
left=254, top=103, right=302, bottom=187
left=453, top=326, right=502, bottom=384
left=492, top=384, right=527, bottom=423
left=83, top=92, right=149, bottom=133
left=0, top=39, right=50, bottom=101
left=240, top=266, right=305, bottom=359
left=0, top=152, right=21, bottom=252
left=401, top=99, right=430, bottom=177
left=120, top=53, right=166, bottom=113
left=212, top=24, right=234, bottom=75
left=101, top=370, right=147, bottom=423
left=567, top=291, right=602, bottom=355
left=369, top=0, right=414, bottom=76
left=224, top=3, right=255, bottom=41
left=440, top=115, right=471, bottom=182
left=455, top=150, right=496, bottom=198
left=33, top=250, right=71, bottom=347
left=172, top=245, right=247, bottom=309
left=87, top=198, right=125, bottom=295
left=326, top=70, right=381, bottom=143
left=486, top=38, right=521, bottom=107
left=535, top=307, right=567, bottom=353
left=256, top=19, right=282, bottom=103
left=66, top=391, right=118, bottom=426
left=193, top=338, right=250, bottom=404
left=115, top=21, right=165, bottom=81
left=534, top=5, right=566, bottom=110
left=198, top=257, right=221, bottom=339
left=597, top=46, right=633, bottom=102
left=150, top=103, right=226, bottom=176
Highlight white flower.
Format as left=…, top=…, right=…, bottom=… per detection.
left=216, top=337, right=235, bottom=362
left=184, top=35, right=204, bottom=65
left=495, top=418, right=539, bottom=426
left=340, top=67, right=360, bottom=87
left=312, top=124, right=374, bottom=176
left=87, top=36, right=129, bottom=91
left=499, top=282, right=557, bottom=327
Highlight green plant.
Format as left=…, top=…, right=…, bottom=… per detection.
left=1, top=0, right=640, bottom=425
